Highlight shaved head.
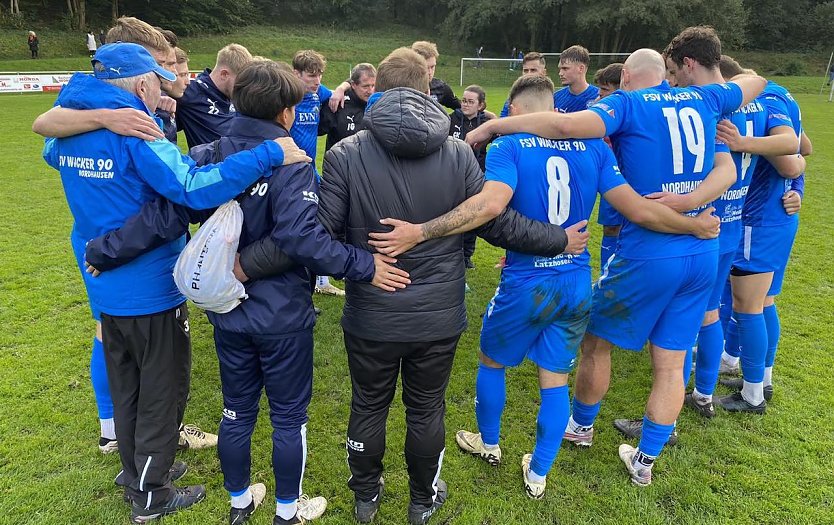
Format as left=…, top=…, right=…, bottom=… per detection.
left=622, top=48, right=666, bottom=91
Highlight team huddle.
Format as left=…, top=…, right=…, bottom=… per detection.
left=35, top=16, right=808, bottom=525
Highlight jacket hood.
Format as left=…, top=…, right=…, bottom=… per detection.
left=363, top=87, right=450, bottom=158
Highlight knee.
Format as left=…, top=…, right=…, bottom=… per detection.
left=478, top=351, right=504, bottom=369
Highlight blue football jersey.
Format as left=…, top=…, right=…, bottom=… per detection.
left=742, top=81, right=802, bottom=227
left=716, top=94, right=791, bottom=253
left=290, top=84, right=332, bottom=174
left=176, top=69, right=236, bottom=149
left=588, top=80, right=743, bottom=260
left=485, top=133, right=625, bottom=279
left=554, top=85, right=600, bottom=113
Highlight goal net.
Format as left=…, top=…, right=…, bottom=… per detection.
left=460, top=53, right=631, bottom=88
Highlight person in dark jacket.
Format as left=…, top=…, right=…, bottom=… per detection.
left=411, top=41, right=460, bottom=111
left=449, top=84, right=490, bottom=271
left=319, top=63, right=375, bottom=152
left=315, top=47, right=585, bottom=525
left=84, top=60, right=409, bottom=525
left=28, top=31, right=39, bottom=59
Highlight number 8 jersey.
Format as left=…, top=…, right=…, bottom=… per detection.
left=588, top=80, right=743, bottom=260
left=484, top=135, right=625, bottom=280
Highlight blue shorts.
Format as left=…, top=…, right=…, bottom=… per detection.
left=588, top=252, right=718, bottom=351
left=733, top=222, right=798, bottom=278
left=597, top=199, right=623, bottom=227
left=708, top=251, right=735, bottom=311
left=480, top=270, right=591, bottom=374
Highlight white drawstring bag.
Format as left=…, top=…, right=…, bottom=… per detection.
left=173, top=200, right=247, bottom=313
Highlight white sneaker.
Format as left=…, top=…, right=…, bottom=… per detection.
left=297, top=494, right=328, bottom=521
left=521, top=454, right=546, bottom=499
left=618, top=444, right=652, bottom=487
left=179, top=424, right=218, bottom=450
left=718, top=359, right=740, bottom=376
left=563, top=425, right=594, bottom=447
left=229, top=483, right=266, bottom=525
left=99, top=437, right=119, bottom=454
left=314, top=283, right=345, bottom=297
left=455, top=430, right=501, bottom=466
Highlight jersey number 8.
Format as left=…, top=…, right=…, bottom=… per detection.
left=546, top=156, right=571, bottom=225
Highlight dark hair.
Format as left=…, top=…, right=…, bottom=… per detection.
left=664, top=26, right=722, bottom=69
left=523, top=51, right=546, bottom=67
left=232, top=61, right=305, bottom=121
left=594, top=62, right=623, bottom=87
left=153, top=26, right=178, bottom=47
left=560, top=45, right=590, bottom=66
left=509, top=74, right=555, bottom=104
left=719, top=54, right=744, bottom=79
left=376, top=47, right=429, bottom=92
left=463, top=84, right=486, bottom=104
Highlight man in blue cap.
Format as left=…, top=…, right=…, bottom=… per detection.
left=41, top=42, right=309, bottom=523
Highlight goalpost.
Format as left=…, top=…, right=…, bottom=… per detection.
left=460, top=53, right=631, bottom=87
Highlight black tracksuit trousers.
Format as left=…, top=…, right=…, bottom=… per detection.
left=101, top=303, right=191, bottom=510
left=344, top=331, right=459, bottom=506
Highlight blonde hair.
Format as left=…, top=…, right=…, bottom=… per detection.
left=215, top=44, right=253, bottom=74
left=411, top=41, right=439, bottom=60
left=174, top=47, right=188, bottom=64
left=376, top=47, right=429, bottom=92
left=106, top=17, right=170, bottom=53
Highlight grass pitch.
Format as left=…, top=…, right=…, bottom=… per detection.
left=0, top=80, right=832, bottom=523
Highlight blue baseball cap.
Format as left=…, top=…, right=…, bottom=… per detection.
left=92, top=42, right=176, bottom=83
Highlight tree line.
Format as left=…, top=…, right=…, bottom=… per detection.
left=3, top=0, right=834, bottom=52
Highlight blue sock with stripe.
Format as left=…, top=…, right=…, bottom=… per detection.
left=475, top=363, right=506, bottom=446
left=719, top=280, right=733, bottom=334
left=530, top=385, right=570, bottom=477
left=724, top=315, right=740, bottom=359
left=763, top=304, right=780, bottom=368
left=637, top=415, right=675, bottom=458
left=737, top=311, right=767, bottom=383
left=683, top=343, right=694, bottom=387
left=695, top=320, right=724, bottom=396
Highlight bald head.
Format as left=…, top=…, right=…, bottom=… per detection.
left=622, top=49, right=666, bottom=91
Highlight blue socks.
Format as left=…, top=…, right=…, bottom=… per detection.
left=695, top=320, right=724, bottom=396
left=637, top=416, right=675, bottom=457
left=571, top=397, right=601, bottom=427
left=530, top=385, right=570, bottom=477
left=600, top=235, right=617, bottom=270
left=764, top=304, right=780, bottom=368
left=724, top=315, right=741, bottom=359
left=475, top=363, right=506, bottom=446
left=719, top=279, right=733, bottom=334
left=736, top=311, right=767, bottom=383
left=90, top=337, right=114, bottom=420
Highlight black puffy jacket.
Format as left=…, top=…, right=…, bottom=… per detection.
left=314, top=87, right=566, bottom=342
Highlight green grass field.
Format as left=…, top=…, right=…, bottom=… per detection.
left=1, top=47, right=834, bottom=524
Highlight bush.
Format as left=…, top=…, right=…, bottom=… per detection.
left=774, top=57, right=807, bottom=76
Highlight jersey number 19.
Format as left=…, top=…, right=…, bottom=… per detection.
left=662, top=107, right=705, bottom=175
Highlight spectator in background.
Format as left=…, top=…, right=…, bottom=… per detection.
left=411, top=41, right=461, bottom=111
left=98, top=29, right=106, bottom=46
left=828, top=62, right=834, bottom=86
left=28, top=31, right=39, bottom=59
left=476, top=45, right=484, bottom=68
left=86, top=31, right=97, bottom=57
left=510, top=47, right=517, bottom=70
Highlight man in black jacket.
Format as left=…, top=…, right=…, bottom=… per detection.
left=411, top=41, right=460, bottom=111
left=315, top=47, right=586, bottom=525
left=319, top=63, right=375, bottom=151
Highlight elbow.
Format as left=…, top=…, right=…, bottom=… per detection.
left=484, top=199, right=506, bottom=221
left=32, top=116, right=48, bottom=136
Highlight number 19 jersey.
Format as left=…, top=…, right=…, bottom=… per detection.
left=484, top=134, right=625, bottom=281
left=588, top=80, right=743, bottom=260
